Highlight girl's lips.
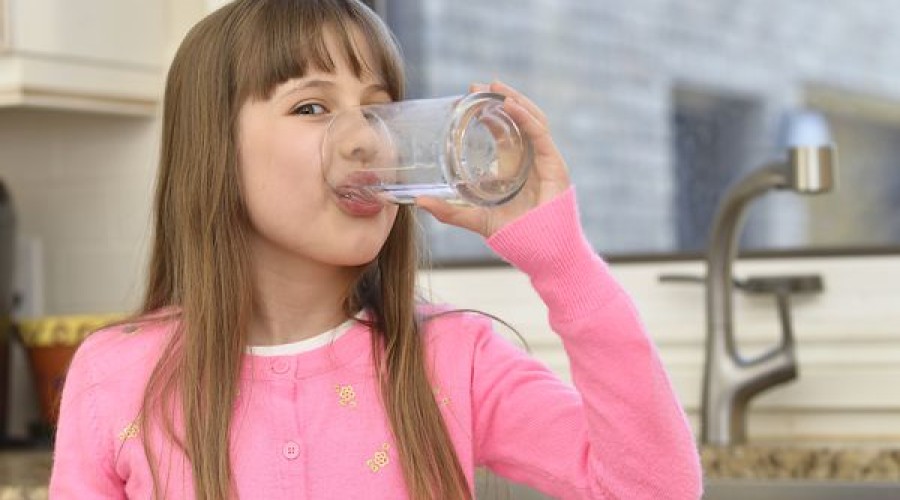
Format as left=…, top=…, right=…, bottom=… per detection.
left=334, top=187, right=385, bottom=217
left=331, top=169, right=386, bottom=217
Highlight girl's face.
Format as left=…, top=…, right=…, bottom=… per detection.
left=237, top=33, right=397, bottom=270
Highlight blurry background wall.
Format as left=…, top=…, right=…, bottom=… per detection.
left=384, top=0, right=900, bottom=261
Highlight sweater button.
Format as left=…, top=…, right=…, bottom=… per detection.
left=271, top=359, right=291, bottom=374
left=283, top=441, right=300, bottom=460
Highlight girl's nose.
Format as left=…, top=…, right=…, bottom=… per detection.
left=336, top=110, right=383, bottom=164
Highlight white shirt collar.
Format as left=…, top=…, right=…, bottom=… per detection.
left=246, top=316, right=359, bottom=357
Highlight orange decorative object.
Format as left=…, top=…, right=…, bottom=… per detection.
left=25, top=344, right=79, bottom=425
left=16, top=315, right=122, bottom=426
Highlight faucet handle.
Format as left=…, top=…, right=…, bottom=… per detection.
left=659, top=273, right=824, bottom=296
left=740, top=274, right=824, bottom=295
left=658, top=273, right=747, bottom=289
left=658, top=273, right=703, bottom=285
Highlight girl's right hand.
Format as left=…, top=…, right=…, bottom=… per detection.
left=416, top=81, right=571, bottom=238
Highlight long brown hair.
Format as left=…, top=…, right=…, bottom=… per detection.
left=138, top=1, right=470, bottom=498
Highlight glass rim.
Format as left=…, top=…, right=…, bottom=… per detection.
left=443, top=92, right=534, bottom=206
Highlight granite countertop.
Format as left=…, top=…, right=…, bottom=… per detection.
left=0, top=451, right=51, bottom=499
left=701, top=445, right=900, bottom=481
left=2, top=445, right=899, bottom=497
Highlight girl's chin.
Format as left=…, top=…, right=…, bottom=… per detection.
left=319, top=247, right=384, bottom=268
left=327, top=255, right=380, bottom=268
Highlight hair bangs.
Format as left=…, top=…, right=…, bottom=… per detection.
left=235, top=0, right=405, bottom=104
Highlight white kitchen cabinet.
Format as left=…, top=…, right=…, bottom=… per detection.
left=0, top=0, right=165, bottom=116
left=205, top=0, right=229, bottom=12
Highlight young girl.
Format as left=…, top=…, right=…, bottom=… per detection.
left=50, top=1, right=701, bottom=498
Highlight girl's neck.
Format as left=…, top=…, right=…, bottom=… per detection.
left=247, top=241, right=361, bottom=347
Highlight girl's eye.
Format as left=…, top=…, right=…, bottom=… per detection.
left=291, top=103, right=328, bottom=115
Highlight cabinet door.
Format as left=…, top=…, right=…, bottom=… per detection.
left=206, top=0, right=230, bottom=12
left=0, top=0, right=8, bottom=52
left=0, top=0, right=164, bottom=115
left=9, top=0, right=163, bottom=68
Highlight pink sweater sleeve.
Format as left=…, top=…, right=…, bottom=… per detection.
left=49, top=334, right=126, bottom=499
left=474, top=186, right=702, bottom=499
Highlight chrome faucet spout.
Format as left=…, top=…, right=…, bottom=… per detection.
left=706, top=163, right=790, bottom=353
left=788, top=146, right=836, bottom=193
left=701, top=145, right=836, bottom=446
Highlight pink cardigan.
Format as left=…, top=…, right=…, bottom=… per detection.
left=50, top=188, right=702, bottom=499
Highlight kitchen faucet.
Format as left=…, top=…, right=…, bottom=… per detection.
left=701, top=145, right=836, bottom=446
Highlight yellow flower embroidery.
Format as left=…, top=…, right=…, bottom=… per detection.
left=335, top=384, right=357, bottom=407
left=433, top=386, right=452, bottom=407
left=118, top=422, right=139, bottom=441
left=366, top=443, right=391, bottom=472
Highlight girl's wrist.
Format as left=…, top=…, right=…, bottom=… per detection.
left=487, top=186, right=588, bottom=271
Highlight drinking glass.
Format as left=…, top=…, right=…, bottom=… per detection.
left=321, top=92, right=533, bottom=206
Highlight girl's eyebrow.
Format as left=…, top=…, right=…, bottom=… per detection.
left=274, top=79, right=334, bottom=101
left=276, top=79, right=389, bottom=101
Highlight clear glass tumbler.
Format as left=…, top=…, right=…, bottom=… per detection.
left=321, top=92, right=533, bottom=206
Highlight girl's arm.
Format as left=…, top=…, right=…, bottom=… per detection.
left=49, top=336, right=126, bottom=499
left=418, top=81, right=700, bottom=499
left=468, top=187, right=702, bottom=499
